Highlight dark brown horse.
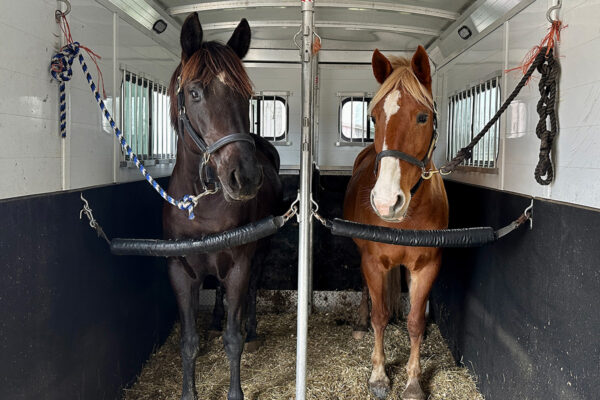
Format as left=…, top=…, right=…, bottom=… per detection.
left=163, top=13, right=281, bottom=400
left=343, top=46, right=449, bottom=400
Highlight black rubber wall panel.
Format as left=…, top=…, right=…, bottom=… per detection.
left=0, top=180, right=177, bottom=400
left=432, top=181, right=600, bottom=400
left=258, top=174, right=362, bottom=291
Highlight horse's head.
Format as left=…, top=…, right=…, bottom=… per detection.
left=368, top=46, right=435, bottom=222
left=170, top=13, right=262, bottom=202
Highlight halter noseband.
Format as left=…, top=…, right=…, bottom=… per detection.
left=373, top=114, right=438, bottom=196
left=176, top=75, right=255, bottom=190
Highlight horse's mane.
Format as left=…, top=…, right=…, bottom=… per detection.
left=169, top=41, right=253, bottom=128
left=368, top=56, right=433, bottom=114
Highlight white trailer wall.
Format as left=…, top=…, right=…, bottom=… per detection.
left=0, top=0, right=177, bottom=200
left=246, top=63, right=302, bottom=169
left=317, top=64, right=377, bottom=170
left=433, top=0, right=600, bottom=210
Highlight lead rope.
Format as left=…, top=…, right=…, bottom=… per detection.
left=439, top=48, right=551, bottom=174
left=534, top=51, right=559, bottom=184
left=50, top=16, right=212, bottom=219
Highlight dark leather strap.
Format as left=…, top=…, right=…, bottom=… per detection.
left=179, top=112, right=208, bottom=152
left=373, top=150, right=425, bottom=175
left=206, top=133, right=255, bottom=154
left=372, top=126, right=438, bottom=196
left=176, top=76, right=256, bottom=192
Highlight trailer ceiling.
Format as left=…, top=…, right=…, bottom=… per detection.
left=100, top=0, right=530, bottom=62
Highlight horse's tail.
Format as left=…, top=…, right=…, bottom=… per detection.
left=385, top=266, right=405, bottom=321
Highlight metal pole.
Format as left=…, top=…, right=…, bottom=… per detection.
left=296, top=0, right=314, bottom=399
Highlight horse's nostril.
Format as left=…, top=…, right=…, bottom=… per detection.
left=392, top=193, right=406, bottom=214
left=230, top=169, right=240, bottom=190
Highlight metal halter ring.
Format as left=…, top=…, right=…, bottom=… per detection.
left=421, top=168, right=452, bottom=180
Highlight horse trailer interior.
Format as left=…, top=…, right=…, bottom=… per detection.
left=1, top=0, right=598, bottom=399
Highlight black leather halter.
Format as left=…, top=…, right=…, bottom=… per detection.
left=373, top=115, right=438, bottom=196
left=176, top=76, right=255, bottom=190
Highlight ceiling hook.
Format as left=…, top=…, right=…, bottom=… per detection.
left=546, top=0, right=562, bottom=23
left=55, top=0, right=71, bottom=22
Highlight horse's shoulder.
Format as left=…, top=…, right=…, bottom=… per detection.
left=251, top=134, right=280, bottom=172
left=353, top=144, right=376, bottom=173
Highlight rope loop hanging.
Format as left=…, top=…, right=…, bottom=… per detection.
left=440, top=49, right=549, bottom=175
left=50, top=16, right=211, bottom=219
left=534, top=49, right=560, bottom=184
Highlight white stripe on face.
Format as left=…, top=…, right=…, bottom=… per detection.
left=383, top=90, right=401, bottom=128
left=372, top=90, right=404, bottom=218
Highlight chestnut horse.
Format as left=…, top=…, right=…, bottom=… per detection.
left=164, top=13, right=281, bottom=400
left=343, top=46, right=449, bottom=400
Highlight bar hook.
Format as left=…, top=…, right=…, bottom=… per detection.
left=546, top=0, right=562, bottom=23
left=55, top=0, right=71, bottom=22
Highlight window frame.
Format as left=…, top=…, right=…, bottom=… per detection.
left=446, top=75, right=501, bottom=170
left=336, top=92, right=375, bottom=146
left=120, top=66, right=176, bottom=166
left=249, top=91, right=290, bottom=145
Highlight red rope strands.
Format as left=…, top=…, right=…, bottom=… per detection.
left=56, top=13, right=107, bottom=99
left=506, top=20, right=566, bottom=76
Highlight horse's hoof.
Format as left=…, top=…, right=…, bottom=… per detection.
left=369, top=380, right=390, bottom=399
left=402, top=378, right=425, bottom=400
left=352, top=329, right=367, bottom=340
left=206, top=330, right=221, bottom=340
left=180, top=392, right=198, bottom=400
left=227, top=390, right=244, bottom=400
left=244, top=337, right=262, bottom=353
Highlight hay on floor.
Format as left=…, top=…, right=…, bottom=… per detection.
left=123, top=312, right=483, bottom=400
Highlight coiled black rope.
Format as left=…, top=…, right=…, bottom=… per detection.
left=534, top=49, right=560, bottom=184
left=441, top=47, right=559, bottom=186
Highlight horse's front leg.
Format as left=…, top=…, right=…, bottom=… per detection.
left=207, top=284, right=225, bottom=339
left=402, top=260, right=441, bottom=400
left=352, top=281, right=370, bottom=339
left=244, top=248, right=265, bottom=352
left=168, top=257, right=202, bottom=400
left=223, top=257, right=251, bottom=400
left=363, top=256, right=391, bottom=399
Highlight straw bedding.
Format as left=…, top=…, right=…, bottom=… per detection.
left=123, top=312, right=483, bottom=400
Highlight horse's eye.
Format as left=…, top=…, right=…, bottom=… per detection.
left=417, top=113, right=428, bottom=124
left=189, top=89, right=202, bottom=101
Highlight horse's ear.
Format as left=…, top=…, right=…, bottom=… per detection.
left=227, top=19, right=251, bottom=59
left=411, top=45, right=432, bottom=88
left=372, top=49, right=393, bottom=84
left=181, top=12, right=203, bottom=61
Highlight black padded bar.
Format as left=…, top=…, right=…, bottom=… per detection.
left=111, top=216, right=284, bottom=256
left=329, top=218, right=496, bottom=248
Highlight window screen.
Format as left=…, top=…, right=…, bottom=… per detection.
left=447, top=77, right=501, bottom=168
left=336, top=93, right=374, bottom=144
left=122, top=68, right=176, bottom=161
left=249, top=94, right=289, bottom=142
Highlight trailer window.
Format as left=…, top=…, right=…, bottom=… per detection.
left=447, top=77, right=501, bottom=168
left=336, top=93, right=374, bottom=145
left=249, top=93, right=289, bottom=143
left=121, top=68, right=176, bottom=162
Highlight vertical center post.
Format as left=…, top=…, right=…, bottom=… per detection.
left=296, top=0, right=315, bottom=399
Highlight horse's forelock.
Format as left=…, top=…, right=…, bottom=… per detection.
left=369, top=56, right=433, bottom=115
left=168, top=42, right=254, bottom=133
left=178, top=41, right=253, bottom=98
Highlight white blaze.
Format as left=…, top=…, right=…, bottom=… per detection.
left=383, top=90, right=401, bottom=128
left=372, top=90, right=404, bottom=217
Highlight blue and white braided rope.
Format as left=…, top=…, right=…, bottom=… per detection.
left=50, top=42, right=79, bottom=137
left=50, top=43, right=209, bottom=219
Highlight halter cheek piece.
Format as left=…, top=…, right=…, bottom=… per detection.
left=373, top=114, right=438, bottom=196
left=176, top=76, right=255, bottom=191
